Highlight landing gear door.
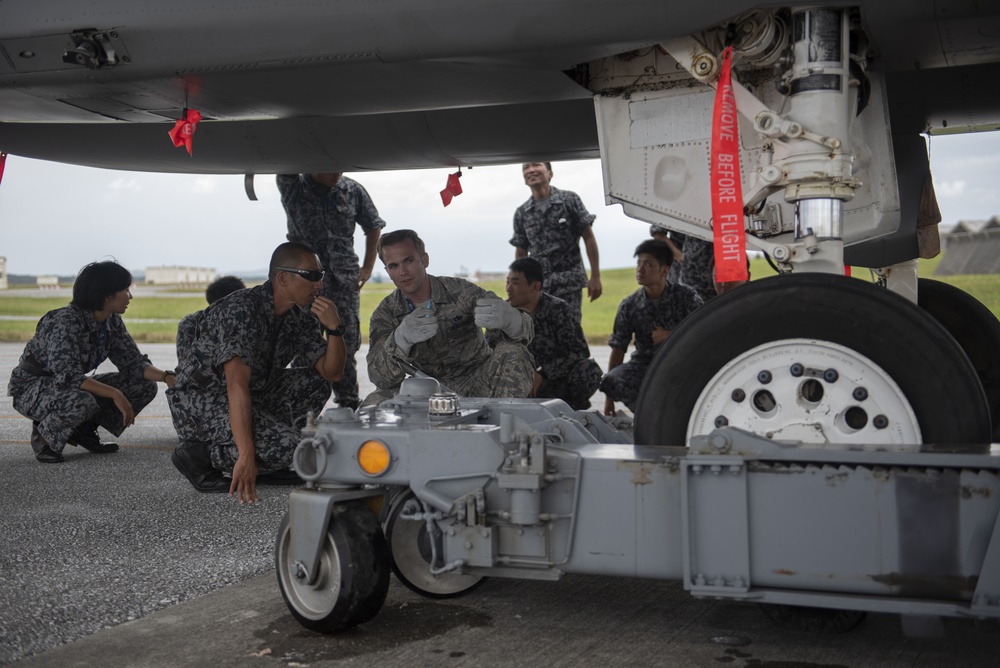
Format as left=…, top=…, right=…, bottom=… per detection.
left=592, top=59, right=902, bottom=249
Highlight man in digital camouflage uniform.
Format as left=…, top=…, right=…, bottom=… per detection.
left=650, top=227, right=736, bottom=302
left=488, top=257, right=602, bottom=410
left=8, top=261, right=175, bottom=464
left=601, top=239, right=703, bottom=416
left=365, top=229, right=534, bottom=406
left=277, top=172, right=385, bottom=410
left=167, top=243, right=346, bottom=503
left=511, top=162, right=602, bottom=319
left=678, top=236, right=718, bottom=304
left=175, top=275, right=246, bottom=361
left=649, top=224, right=685, bottom=286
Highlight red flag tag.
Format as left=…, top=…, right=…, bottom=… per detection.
left=168, top=109, right=202, bottom=155
left=0, top=152, right=7, bottom=187
left=440, top=171, right=463, bottom=207
left=710, top=47, right=748, bottom=283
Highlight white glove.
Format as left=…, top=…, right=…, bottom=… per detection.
left=394, top=306, right=439, bottom=355
left=474, top=297, right=523, bottom=339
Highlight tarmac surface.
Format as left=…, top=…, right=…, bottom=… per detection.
left=1, top=341, right=999, bottom=667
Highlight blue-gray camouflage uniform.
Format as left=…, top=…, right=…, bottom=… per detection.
left=679, top=237, right=717, bottom=303
left=278, top=174, right=386, bottom=409
left=8, top=304, right=157, bottom=455
left=511, top=186, right=595, bottom=316
left=175, top=310, right=200, bottom=367
left=366, top=275, right=534, bottom=405
left=661, top=229, right=684, bottom=285
left=166, top=282, right=332, bottom=475
left=600, top=283, right=703, bottom=411
left=176, top=288, right=241, bottom=370
left=487, top=292, right=601, bottom=410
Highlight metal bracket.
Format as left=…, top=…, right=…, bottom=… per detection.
left=62, top=30, right=125, bottom=69
left=971, top=505, right=1000, bottom=615
left=682, top=450, right=751, bottom=596
left=244, top=174, right=257, bottom=201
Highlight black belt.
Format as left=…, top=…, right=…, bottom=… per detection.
left=17, top=354, right=51, bottom=377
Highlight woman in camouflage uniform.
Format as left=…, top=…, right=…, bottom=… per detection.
left=8, top=261, right=174, bottom=463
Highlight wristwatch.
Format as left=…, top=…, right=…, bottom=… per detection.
left=325, top=323, right=345, bottom=337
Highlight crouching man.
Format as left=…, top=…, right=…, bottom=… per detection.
left=365, top=229, right=534, bottom=405
left=167, top=243, right=345, bottom=503
left=9, top=260, right=174, bottom=463
left=602, top=240, right=703, bottom=416
left=490, top=257, right=602, bottom=410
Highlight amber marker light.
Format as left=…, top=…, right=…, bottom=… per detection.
left=357, top=440, right=391, bottom=476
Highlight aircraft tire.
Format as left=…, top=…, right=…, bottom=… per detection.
left=917, top=277, right=1000, bottom=442
left=384, top=490, right=487, bottom=599
left=633, top=273, right=992, bottom=447
left=276, top=502, right=390, bottom=633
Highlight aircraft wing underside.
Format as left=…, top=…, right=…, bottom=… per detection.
left=0, top=99, right=601, bottom=174
left=1, top=1, right=1000, bottom=172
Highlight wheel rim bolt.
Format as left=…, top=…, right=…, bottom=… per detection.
left=789, top=363, right=804, bottom=377
left=731, top=389, right=746, bottom=402
left=823, top=368, right=839, bottom=383
left=715, top=416, right=729, bottom=428
left=853, top=387, right=868, bottom=401
left=757, top=370, right=772, bottom=384
left=873, top=415, right=888, bottom=429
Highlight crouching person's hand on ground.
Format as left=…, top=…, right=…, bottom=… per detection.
left=230, top=456, right=259, bottom=504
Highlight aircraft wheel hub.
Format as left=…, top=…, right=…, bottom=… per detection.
left=688, top=338, right=922, bottom=446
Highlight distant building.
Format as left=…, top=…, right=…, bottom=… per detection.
left=0, top=256, right=6, bottom=290
left=935, top=217, right=1000, bottom=276
left=145, top=266, right=217, bottom=285
left=37, top=275, right=59, bottom=289
left=472, top=270, right=507, bottom=283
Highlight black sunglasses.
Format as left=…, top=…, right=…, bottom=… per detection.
left=277, top=266, right=325, bottom=282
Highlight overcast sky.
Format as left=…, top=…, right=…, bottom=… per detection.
left=1, top=131, right=998, bottom=279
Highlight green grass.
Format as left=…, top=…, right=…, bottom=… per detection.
left=0, top=295, right=209, bottom=343
left=2, top=258, right=999, bottom=344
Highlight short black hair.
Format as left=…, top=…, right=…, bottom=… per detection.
left=268, top=242, right=318, bottom=280
left=205, top=275, right=245, bottom=305
left=509, top=257, right=544, bottom=285
left=377, top=229, right=425, bottom=262
left=71, top=260, right=133, bottom=311
left=634, top=239, right=673, bottom=267
left=522, top=161, right=553, bottom=171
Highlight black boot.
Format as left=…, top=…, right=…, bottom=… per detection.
left=171, top=442, right=231, bottom=493
left=31, top=422, right=64, bottom=464
left=337, top=397, right=361, bottom=411
left=67, top=421, right=119, bottom=454
left=258, top=468, right=305, bottom=486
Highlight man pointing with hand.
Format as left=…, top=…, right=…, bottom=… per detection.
left=365, top=229, right=534, bottom=406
